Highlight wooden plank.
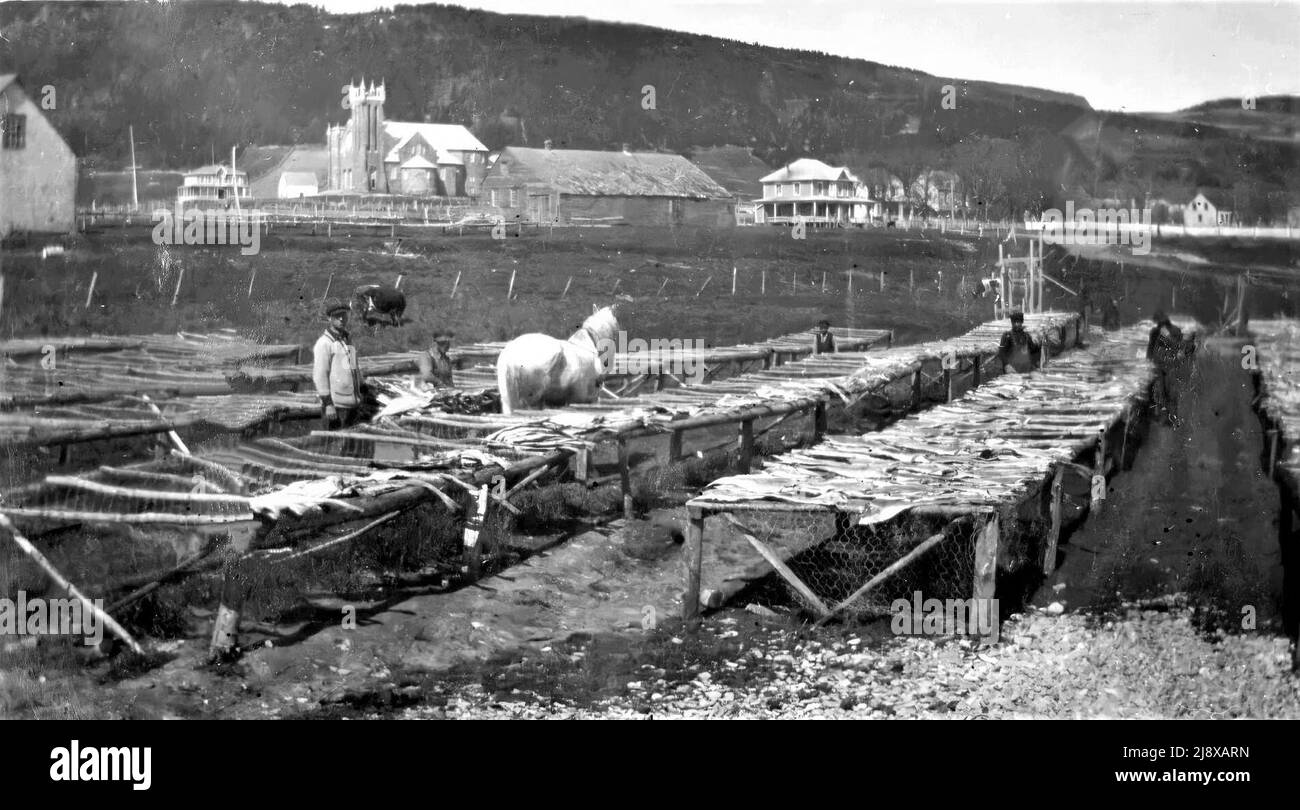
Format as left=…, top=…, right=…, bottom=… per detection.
left=724, top=514, right=829, bottom=618
left=1043, top=468, right=1064, bottom=575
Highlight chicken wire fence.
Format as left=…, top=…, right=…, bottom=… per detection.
left=723, top=508, right=980, bottom=618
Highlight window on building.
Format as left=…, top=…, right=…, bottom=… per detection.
left=2, top=114, right=27, bottom=149
left=794, top=182, right=802, bottom=195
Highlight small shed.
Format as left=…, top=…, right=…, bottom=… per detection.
left=277, top=171, right=320, bottom=198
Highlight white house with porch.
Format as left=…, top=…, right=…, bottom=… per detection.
left=754, top=158, right=872, bottom=226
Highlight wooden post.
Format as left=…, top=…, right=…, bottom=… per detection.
left=738, top=418, right=754, bottom=473
left=909, top=267, right=914, bottom=294
left=879, top=270, right=884, bottom=292
left=683, top=506, right=705, bottom=627
left=461, top=483, right=489, bottom=582
left=617, top=438, right=633, bottom=520
left=209, top=561, right=247, bottom=660
left=507, top=269, right=517, bottom=300
left=972, top=355, right=982, bottom=387
left=911, top=367, right=922, bottom=407
left=247, top=267, right=257, bottom=299
left=574, top=447, right=590, bottom=482
left=1093, top=428, right=1108, bottom=514
left=732, top=266, right=737, bottom=296
left=1120, top=407, right=1133, bottom=470
left=561, top=275, right=573, bottom=299
left=321, top=271, right=334, bottom=306
left=170, top=264, right=185, bottom=307
left=1268, top=429, right=1280, bottom=478
left=1043, top=468, right=1064, bottom=575
left=943, top=366, right=953, bottom=402
left=791, top=272, right=796, bottom=295
left=449, top=270, right=462, bottom=300
left=84, top=271, right=98, bottom=309
left=821, top=271, right=827, bottom=293
left=761, top=270, right=766, bottom=295
left=813, top=400, right=827, bottom=441
left=973, top=514, right=999, bottom=600
left=668, top=428, right=683, bottom=463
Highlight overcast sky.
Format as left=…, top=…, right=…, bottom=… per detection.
left=284, top=0, right=1299, bottom=112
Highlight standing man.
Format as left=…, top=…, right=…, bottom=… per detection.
left=814, top=319, right=836, bottom=355
left=314, top=300, right=363, bottom=430
left=998, top=311, right=1042, bottom=374
left=1146, top=310, right=1185, bottom=425
left=416, top=330, right=456, bottom=387
left=1102, top=297, right=1122, bottom=331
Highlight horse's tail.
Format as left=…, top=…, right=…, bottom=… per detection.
left=497, top=353, right=520, bottom=416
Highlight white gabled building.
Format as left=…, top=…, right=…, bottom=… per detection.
left=1184, top=189, right=1233, bottom=228
left=0, top=74, right=77, bottom=236
left=754, top=158, right=872, bottom=226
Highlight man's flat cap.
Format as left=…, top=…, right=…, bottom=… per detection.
left=324, top=300, right=350, bottom=317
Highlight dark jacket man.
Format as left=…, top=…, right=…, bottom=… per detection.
left=998, top=312, right=1041, bottom=374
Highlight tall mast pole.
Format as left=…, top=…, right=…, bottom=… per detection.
left=129, top=124, right=139, bottom=211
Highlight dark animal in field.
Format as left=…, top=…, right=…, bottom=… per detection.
left=352, top=284, right=407, bottom=327
left=886, top=220, right=897, bottom=229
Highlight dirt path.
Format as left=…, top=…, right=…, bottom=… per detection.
left=1036, top=338, right=1285, bottom=629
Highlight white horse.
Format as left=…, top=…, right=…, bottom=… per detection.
left=496, top=305, right=621, bottom=415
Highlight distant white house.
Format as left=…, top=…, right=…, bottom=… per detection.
left=177, top=163, right=250, bottom=206
left=912, top=169, right=965, bottom=216
left=754, top=158, right=872, bottom=226
left=859, top=168, right=909, bottom=221
left=277, top=171, right=319, bottom=198
left=1184, top=189, right=1233, bottom=228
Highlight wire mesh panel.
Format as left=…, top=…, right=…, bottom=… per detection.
left=719, top=507, right=981, bottom=619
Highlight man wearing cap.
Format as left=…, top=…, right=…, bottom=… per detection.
left=313, top=301, right=363, bottom=430
left=814, top=320, right=836, bottom=355
left=997, top=311, right=1042, bottom=374
left=417, top=330, right=456, bottom=387
left=1147, top=310, right=1185, bottom=424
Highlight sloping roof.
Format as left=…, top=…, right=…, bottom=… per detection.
left=399, top=154, right=437, bottom=170
left=760, top=158, right=855, bottom=184
left=279, top=172, right=319, bottom=187
left=382, top=122, right=487, bottom=155
left=493, top=147, right=733, bottom=199
left=435, top=151, right=464, bottom=166
left=688, top=146, right=772, bottom=199
left=1193, top=187, right=1232, bottom=208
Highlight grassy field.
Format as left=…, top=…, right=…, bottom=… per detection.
left=0, top=223, right=1003, bottom=354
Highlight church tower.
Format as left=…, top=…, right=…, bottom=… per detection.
left=328, top=79, right=386, bottom=192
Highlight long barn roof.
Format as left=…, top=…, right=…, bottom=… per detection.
left=492, top=147, right=733, bottom=199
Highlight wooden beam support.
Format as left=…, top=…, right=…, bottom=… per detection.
left=813, top=400, right=828, bottom=442
left=738, top=418, right=754, bottom=473
left=683, top=507, right=705, bottom=628
left=973, top=513, right=999, bottom=601
left=724, top=514, right=828, bottom=618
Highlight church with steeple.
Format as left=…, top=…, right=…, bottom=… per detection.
left=326, top=80, right=489, bottom=197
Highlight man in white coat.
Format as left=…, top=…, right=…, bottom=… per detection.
left=313, top=301, right=363, bottom=430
